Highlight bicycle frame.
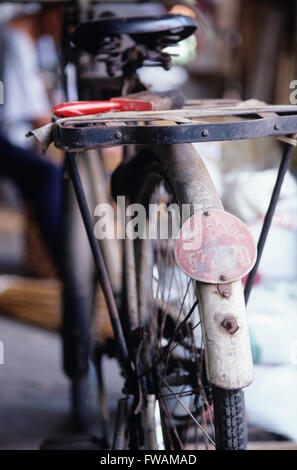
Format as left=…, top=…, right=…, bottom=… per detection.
left=66, top=141, right=255, bottom=390
left=64, top=123, right=296, bottom=389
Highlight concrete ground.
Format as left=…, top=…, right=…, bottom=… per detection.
left=0, top=315, right=123, bottom=450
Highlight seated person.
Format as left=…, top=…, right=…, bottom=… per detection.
left=0, top=4, right=64, bottom=265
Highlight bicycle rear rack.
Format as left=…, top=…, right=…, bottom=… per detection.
left=49, top=100, right=297, bottom=355
left=53, top=100, right=297, bottom=149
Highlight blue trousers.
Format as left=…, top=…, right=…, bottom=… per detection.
left=0, top=133, right=62, bottom=264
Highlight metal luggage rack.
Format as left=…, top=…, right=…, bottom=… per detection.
left=52, top=100, right=297, bottom=151
left=48, top=99, right=297, bottom=304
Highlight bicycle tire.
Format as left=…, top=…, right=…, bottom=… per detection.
left=213, top=388, right=247, bottom=450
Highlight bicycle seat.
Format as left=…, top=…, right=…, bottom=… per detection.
left=71, top=14, right=197, bottom=55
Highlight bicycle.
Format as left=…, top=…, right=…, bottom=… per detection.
left=29, top=4, right=297, bottom=450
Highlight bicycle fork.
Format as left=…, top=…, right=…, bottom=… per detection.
left=155, top=143, right=254, bottom=390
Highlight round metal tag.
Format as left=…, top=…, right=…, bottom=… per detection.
left=174, top=209, right=257, bottom=284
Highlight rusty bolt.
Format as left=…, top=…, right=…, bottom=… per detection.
left=221, top=290, right=230, bottom=299
left=218, top=283, right=232, bottom=299
left=219, top=274, right=227, bottom=282
left=115, top=131, right=122, bottom=139
left=203, top=210, right=210, bottom=216
left=221, top=315, right=239, bottom=334
left=201, top=129, right=209, bottom=137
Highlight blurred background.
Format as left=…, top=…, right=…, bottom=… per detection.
left=0, top=0, right=297, bottom=450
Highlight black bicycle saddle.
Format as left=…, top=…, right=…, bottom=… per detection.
left=71, top=14, right=198, bottom=55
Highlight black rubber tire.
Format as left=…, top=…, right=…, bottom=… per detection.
left=213, top=388, right=247, bottom=450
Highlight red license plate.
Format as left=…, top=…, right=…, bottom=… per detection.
left=175, top=209, right=257, bottom=284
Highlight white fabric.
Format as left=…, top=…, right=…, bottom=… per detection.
left=2, top=26, right=50, bottom=146
left=246, top=365, right=297, bottom=442
left=137, top=65, right=188, bottom=92
left=0, top=3, right=41, bottom=24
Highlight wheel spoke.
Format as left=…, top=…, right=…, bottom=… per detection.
left=136, top=174, right=214, bottom=449
left=161, top=379, right=215, bottom=447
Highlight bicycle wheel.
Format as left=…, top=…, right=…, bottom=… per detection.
left=132, top=162, right=247, bottom=450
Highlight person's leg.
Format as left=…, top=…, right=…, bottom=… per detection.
left=0, top=134, right=62, bottom=263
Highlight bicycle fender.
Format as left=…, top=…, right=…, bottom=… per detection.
left=153, top=143, right=254, bottom=390
left=197, top=280, right=254, bottom=389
